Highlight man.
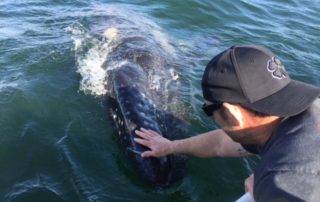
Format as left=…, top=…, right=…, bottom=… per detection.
left=134, top=45, right=320, bottom=201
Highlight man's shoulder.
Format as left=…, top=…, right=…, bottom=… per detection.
left=254, top=169, right=320, bottom=201
left=254, top=99, right=320, bottom=201
left=259, top=101, right=320, bottom=172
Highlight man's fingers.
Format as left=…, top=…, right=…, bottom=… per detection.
left=244, top=174, right=254, bottom=194
left=134, top=138, right=150, bottom=147
left=148, top=129, right=160, bottom=136
left=134, top=128, right=165, bottom=158
left=141, top=150, right=154, bottom=158
left=135, top=130, right=150, bottom=139
left=140, top=128, right=159, bottom=137
left=140, top=127, right=148, bottom=132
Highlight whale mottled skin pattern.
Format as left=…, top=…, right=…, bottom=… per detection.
left=112, top=63, right=187, bottom=186
left=104, top=14, right=188, bottom=186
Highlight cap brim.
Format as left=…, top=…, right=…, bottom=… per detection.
left=242, top=80, right=320, bottom=117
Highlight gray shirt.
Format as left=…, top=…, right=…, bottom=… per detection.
left=242, top=98, right=320, bottom=201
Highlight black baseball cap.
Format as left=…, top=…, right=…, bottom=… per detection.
left=202, top=45, right=320, bottom=117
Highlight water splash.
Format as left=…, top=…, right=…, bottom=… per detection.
left=67, top=23, right=119, bottom=96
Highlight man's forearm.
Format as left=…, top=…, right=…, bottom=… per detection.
left=170, top=129, right=252, bottom=158
left=170, top=129, right=226, bottom=157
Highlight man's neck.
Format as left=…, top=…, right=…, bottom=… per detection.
left=251, top=116, right=283, bottom=145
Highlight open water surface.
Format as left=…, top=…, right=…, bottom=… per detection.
left=0, top=0, right=319, bottom=201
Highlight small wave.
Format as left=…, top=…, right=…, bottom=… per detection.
left=4, top=174, right=65, bottom=202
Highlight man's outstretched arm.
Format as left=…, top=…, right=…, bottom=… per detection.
left=134, top=128, right=252, bottom=158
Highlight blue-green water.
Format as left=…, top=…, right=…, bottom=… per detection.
left=0, top=0, right=319, bottom=201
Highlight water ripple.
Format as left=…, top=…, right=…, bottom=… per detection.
left=0, top=1, right=319, bottom=201
left=4, top=174, right=65, bottom=202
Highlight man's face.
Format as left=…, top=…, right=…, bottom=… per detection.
left=203, top=100, right=254, bottom=143
left=213, top=105, right=256, bottom=144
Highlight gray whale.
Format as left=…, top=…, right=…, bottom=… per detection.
left=103, top=15, right=189, bottom=186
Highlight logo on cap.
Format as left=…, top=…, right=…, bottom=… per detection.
left=267, top=57, right=287, bottom=79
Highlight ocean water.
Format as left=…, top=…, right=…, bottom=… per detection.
left=0, top=0, right=319, bottom=201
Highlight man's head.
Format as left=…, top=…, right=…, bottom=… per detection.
left=201, top=45, right=320, bottom=144
left=202, top=45, right=320, bottom=117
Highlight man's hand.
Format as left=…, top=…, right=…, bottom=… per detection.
left=245, top=174, right=254, bottom=197
left=134, top=128, right=173, bottom=157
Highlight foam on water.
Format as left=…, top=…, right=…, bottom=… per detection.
left=67, top=24, right=118, bottom=96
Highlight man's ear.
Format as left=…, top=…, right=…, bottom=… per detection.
left=223, top=103, right=244, bottom=127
